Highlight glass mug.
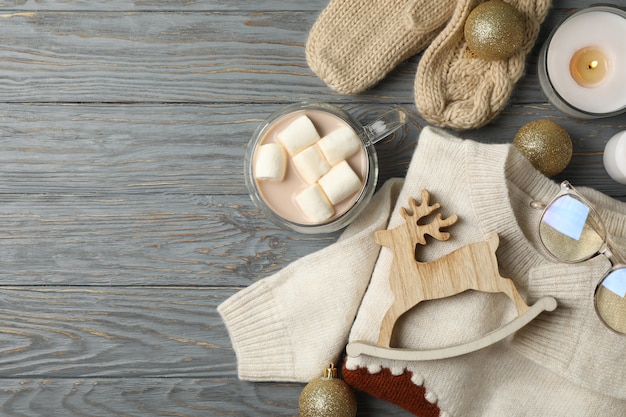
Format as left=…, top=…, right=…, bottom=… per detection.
left=244, top=102, right=407, bottom=234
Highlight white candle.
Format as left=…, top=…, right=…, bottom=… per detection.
left=603, top=131, right=626, bottom=184
left=539, top=6, right=626, bottom=117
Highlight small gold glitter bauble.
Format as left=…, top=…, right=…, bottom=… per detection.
left=299, top=363, right=357, bottom=417
left=514, top=120, right=572, bottom=177
left=464, top=0, right=525, bottom=60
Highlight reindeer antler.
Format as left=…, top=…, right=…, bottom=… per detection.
left=402, top=190, right=458, bottom=244
left=424, top=212, right=458, bottom=241
left=400, top=189, right=440, bottom=221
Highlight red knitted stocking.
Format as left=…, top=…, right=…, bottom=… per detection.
left=342, top=361, right=441, bottom=417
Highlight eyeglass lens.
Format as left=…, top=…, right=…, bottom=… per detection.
left=540, top=193, right=626, bottom=334
left=596, top=268, right=626, bottom=334
left=539, top=194, right=605, bottom=263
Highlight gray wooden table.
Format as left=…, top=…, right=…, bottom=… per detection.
left=0, top=1, right=624, bottom=416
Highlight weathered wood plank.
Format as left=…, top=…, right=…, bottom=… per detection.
left=0, top=0, right=603, bottom=12
left=0, top=103, right=420, bottom=196
left=0, top=194, right=340, bottom=286
left=0, top=8, right=591, bottom=104
left=0, top=377, right=414, bottom=416
left=0, top=287, right=411, bottom=415
left=0, top=0, right=329, bottom=12
left=0, top=286, right=234, bottom=377
left=0, top=103, right=251, bottom=196
left=0, top=103, right=624, bottom=197
left=0, top=11, right=334, bottom=103
left=0, top=378, right=305, bottom=417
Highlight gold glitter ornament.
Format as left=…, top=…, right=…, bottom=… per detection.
left=464, top=0, right=525, bottom=60
left=514, top=120, right=572, bottom=177
left=298, top=363, right=357, bottom=417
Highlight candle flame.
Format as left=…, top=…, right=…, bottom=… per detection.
left=588, top=60, right=599, bottom=70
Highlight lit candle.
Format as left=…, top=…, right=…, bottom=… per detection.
left=603, top=131, right=626, bottom=185
left=569, top=47, right=609, bottom=87
left=538, top=6, right=626, bottom=118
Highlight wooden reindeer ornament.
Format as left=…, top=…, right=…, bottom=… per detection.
left=347, top=190, right=557, bottom=361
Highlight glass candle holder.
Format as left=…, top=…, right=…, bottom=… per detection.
left=538, top=5, right=626, bottom=119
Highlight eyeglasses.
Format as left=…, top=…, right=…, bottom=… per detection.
left=532, top=180, right=626, bottom=334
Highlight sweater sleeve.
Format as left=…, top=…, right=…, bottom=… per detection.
left=218, top=179, right=402, bottom=382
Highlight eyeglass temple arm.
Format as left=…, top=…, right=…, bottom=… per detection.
left=530, top=200, right=546, bottom=210
left=603, top=240, right=626, bottom=266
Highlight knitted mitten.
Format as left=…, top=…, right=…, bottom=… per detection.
left=306, top=0, right=456, bottom=94
left=414, top=0, right=552, bottom=130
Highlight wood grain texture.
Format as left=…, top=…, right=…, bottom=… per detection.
left=0, top=0, right=330, bottom=12
left=0, top=0, right=606, bottom=11
left=0, top=378, right=303, bottom=416
left=0, top=287, right=236, bottom=377
left=0, top=193, right=341, bottom=286
left=0, top=377, right=403, bottom=417
left=0, top=287, right=410, bottom=415
left=0, top=0, right=623, bottom=415
left=0, top=11, right=329, bottom=103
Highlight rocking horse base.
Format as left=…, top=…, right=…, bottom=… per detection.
left=346, top=296, right=558, bottom=361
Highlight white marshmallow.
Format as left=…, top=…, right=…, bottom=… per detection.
left=295, top=184, right=334, bottom=223
left=254, top=143, right=287, bottom=181
left=292, top=145, right=330, bottom=184
left=317, top=126, right=362, bottom=166
left=276, top=115, right=320, bottom=155
left=318, top=160, right=362, bottom=204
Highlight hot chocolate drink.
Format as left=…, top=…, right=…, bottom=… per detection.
left=252, top=109, right=368, bottom=225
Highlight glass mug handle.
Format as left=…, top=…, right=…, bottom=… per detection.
left=362, top=106, right=408, bottom=145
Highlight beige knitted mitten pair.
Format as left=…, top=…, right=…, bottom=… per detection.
left=306, top=0, right=552, bottom=130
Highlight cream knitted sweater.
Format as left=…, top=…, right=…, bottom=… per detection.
left=219, top=127, right=626, bottom=416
